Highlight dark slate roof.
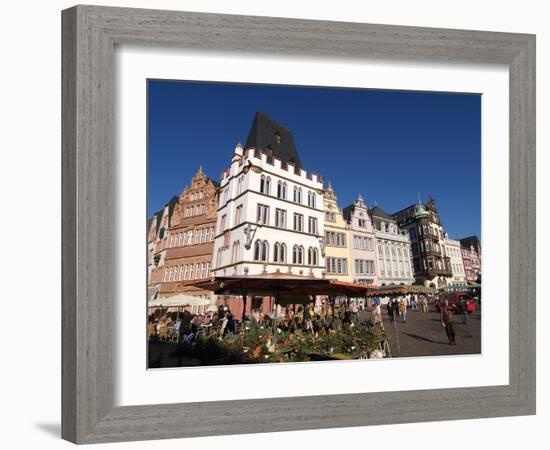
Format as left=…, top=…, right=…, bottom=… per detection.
left=459, top=236, right=481, bottom=248
left=244, top=111, right=301, bottom=166
left=342, top=205, right=353, bottom=222
left=369, top=206, right=394, bottom=220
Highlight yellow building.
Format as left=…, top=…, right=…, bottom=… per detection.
left=323, top=183, right=353, bottom=282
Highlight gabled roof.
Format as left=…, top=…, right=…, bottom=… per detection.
left=244, top=111, right=301, bottom=166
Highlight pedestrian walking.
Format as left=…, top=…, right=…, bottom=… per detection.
left=371, top=301, right=383, bottom=328
left=350, top=300, right=359, bottom=324
left=391, top=299, right=400, bottom=322
left=399, top=298, right=407, bottom=323
left=440, top=300, right=456, bottom=345
left=386, top=299, right=394, bottom=323
left=420, top=295, right=429, bottom=312
left=459, top=296, right=468, bottom=324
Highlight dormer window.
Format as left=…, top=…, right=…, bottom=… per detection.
left=274, top=131, right=281, bottom=144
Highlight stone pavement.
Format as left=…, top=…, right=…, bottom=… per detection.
left=362, top=307, right=481, bottom=358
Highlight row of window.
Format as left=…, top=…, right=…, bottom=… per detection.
left=253, top=241, right=320, bottom=266
left=260, top=176, right=318, bottom=208
left=377, top=243, right=410, bottom=260
left=215, top=241, right=321, bottom=267
left=325, top=231, right=346, bottom=247
left=353, top=235, right=374, bottom=251
left=256, top=205, right=319, bottom=234
left=164, top=262, right=211, bottom=282
left=183, top=204, right=205, bottom=217
left=169, top=226, right=216, bottom=248
left=378, top=258, right=411, bottom=279
left=189, top=191, right=204, bottom=201
left=220, top=175, right=319, bottom=209
left=218, top=204, right=319, bottom=235
left=420, top=224, right=441, bottom=238
left=326, top=257, right=348, bottom=275
left=421, top=240, right=441, bottom=253
left=375, top=221, right=403, bottom=235
left=451, top=262, right=464, bottom=275
left=446, top=246, right=461, bottom=258
left=354, top=259, right=375, bottom=275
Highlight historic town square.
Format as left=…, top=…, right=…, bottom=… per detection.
left=147, top=82, right=482, bottom=367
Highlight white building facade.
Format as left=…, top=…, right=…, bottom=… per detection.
left=342, top=195, right=379, bottom=286
left=442, top=236, right=467, bottom=285
left=369, top=206, right=414, bottom=286
left=211, top=113, right=325, bottom=278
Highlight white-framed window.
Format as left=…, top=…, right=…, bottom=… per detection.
left=307, top=247, right=319, bottom=266
left=292, top=245, right=304, bottom=265
left=237, top=176, right=243, bottom=195
left=307, top=191, right=316, bottom=208
left=277, top=181, right=287, bottom=199
left=308, top=217, right=318, bottom=235
left=253, top=240, right=269, bottom=262
left=293, top=213, right=304, bottom=232
left=216, top=248, right=223, bottom=268
left=293, top=187, right=302, bottom=204
left=235, top=204, right=242, bottom=225
left=231, top=241, right=240, bottom=263
left=327, top=257, right=347, bottom=274
left=257, top=204, right=269, bottom=225
left=275, top=208, right=287, bottom=228
left=220, top=214, right=227, bottom=232
left=273, top=242, right=287, bottom=263
left=260, top=175, right=271, bottom=195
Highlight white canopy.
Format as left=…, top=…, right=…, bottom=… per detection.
left=148, top=293, right=214, bottom=308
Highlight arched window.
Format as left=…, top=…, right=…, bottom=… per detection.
left=293, top=186, right=298, bottom=203
left=254, top=240, right=261, bottom=261
left=273, top=242, right=280, bottom=262
left=307, top=247, right=313, bottom=265
left=261, top=241, right=269, bottom=262
left=294, top=246, right=304, bottom=265
left=254, top=240, right=269, bottom=262
left=231, top=241, right=240, bottom=263
left=260, top=175, right=271, bottom=194
left=313, top=248, right=319, bottom=266
left=280, top=243, right=286, bottom=263
left=308, top=191, right=316, bottom=208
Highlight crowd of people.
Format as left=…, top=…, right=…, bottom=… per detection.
left=148, top=291, right=476, bottom=348
left=148, top=305, right=214, bottom=344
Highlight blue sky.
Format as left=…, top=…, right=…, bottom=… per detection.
left=148, top=80, right=481, bottom=240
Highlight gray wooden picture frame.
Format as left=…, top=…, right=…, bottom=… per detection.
left=61, top=4, right=536, bottom=444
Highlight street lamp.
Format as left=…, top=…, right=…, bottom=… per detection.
left=244, top=222, right=262, bottom=250
left=318, top=236, right=325, bottom=257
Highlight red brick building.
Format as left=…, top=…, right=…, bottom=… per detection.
left=148, top=167, right=219, bottom=301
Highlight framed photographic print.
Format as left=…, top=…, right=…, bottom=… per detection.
left=62, top=5, right=536, bottom=444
